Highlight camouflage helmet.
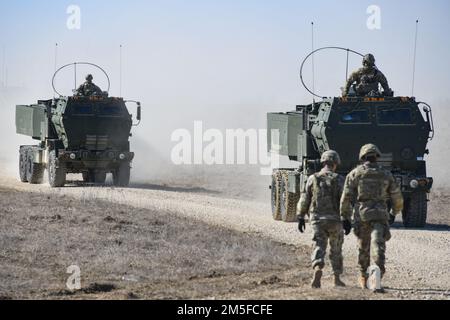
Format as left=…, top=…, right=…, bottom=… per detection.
left=359, top=144, right=381, bottom=160
left=363, top=54, right=376, bottom=67
left=320, top=150, right=341, bottom=166
left=86, top=74, right=93, bottom=81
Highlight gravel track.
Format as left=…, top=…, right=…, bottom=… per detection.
left=0, top=173, right=449, bottom=300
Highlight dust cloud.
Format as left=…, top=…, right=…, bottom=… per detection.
left=0, top=84, right=277, bottom=200
left=0, top=46, right=448, bottom=199
left=426, top=100, right=450, bottom=187
left=1, top=83, right=448, bottom=199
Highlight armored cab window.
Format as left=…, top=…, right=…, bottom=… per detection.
left=72, top=103, right=94, bottom=115
left=377, top=108, right=413, bottom=125
left=340, top=109, right=371, bottom=124
left=100, top=102, right=123, bottom=115
left=101, top=106, right=122, bottom=115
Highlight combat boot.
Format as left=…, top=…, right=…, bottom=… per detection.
left=311, top=267, right=322, bottom=289
left=372, top=286, right=385, bottom=294
left=358, top=274, right=368, bottom=289
left=333, top=275, right=346, bottom=287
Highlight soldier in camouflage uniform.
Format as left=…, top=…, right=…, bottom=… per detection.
left=297, top=150, right=352, bottom=288
left=76, top=74, right=103, bottom=97
left=340, top=144, right=403, bottom=291
left=343, top=54, right=393, bottom=97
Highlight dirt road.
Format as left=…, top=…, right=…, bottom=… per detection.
left=0, top=170, right=449, bottom=300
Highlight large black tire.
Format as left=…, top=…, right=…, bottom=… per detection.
left=280, top=171, right=300, bottom=223
left=271, top=171, right=282, bottom=221
left=402, top=191, right=428, bottom=228
left=48, top=150, right=66, bottom=188
left=19, top=150, right=28, bottom=183
left=25, top=150, right=44, bottom=184
left=82, top=172, right=90, bottom=183
left=83, top=170, right=107, bottom=184
left=113, top=162, right=130, bottom=187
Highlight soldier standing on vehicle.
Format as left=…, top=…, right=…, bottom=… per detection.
left=76, top=74, right=103, bottom=96
left=343, top=54, right=393, bottom=97
left=340, top=144, right=403, bottom=292
left=297, top=150, right=352, bottom=289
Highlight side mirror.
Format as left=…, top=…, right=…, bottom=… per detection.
left=137, top=102, right=141, bottom=121
left=125, top=100, right=142, bottom=126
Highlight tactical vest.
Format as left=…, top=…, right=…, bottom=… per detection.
left=355, top=165, right=390, bottom=222
left=356, top=69, right=380, bottom=94
left=310, top=172, right=341, bottom=221
left=80, top=83, right=100, bottom=96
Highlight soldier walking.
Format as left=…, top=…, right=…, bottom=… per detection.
left=340, top=144, right=403, bottom=291
left=297, top=150, right=352, bottom=288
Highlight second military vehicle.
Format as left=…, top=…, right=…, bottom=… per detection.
left=16, top=63, right=141, bottom=188
left=268, top=48, right=434, bottom=228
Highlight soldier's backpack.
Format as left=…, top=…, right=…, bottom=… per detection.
left=310, top=172, right=340, bottom=218
left=355, top=165, right=390, bottom=222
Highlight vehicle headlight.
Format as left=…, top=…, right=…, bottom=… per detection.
left=119, top=153, right=126, bottom=160
left=70, top=153, right=76, bottom=160
left=401, top=147, right=414, bottom=160
left=410, top=179, right=419, bottom=189
left=107, top=151, right=116, bottom=159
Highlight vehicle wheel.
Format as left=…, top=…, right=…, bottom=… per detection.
left=82, top=171, right=90, bottom=182
left=280, top=171, right=300, bottom=223
left=48, top=150, right=66, bottom=188
left=19, top=150, right=28, bottom=182
left=25, top=150, right=44, bottom=184
left=113, top=162, right=130, bottom=187
left=94, top=171, right=107, bottom=184
left=402, top=191, right=427, bottom=228
left=271, top=171, right=282, bottom=221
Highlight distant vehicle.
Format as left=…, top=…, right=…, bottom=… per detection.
left=267, top=48, right=434, bottom=228
left=16, top=62, right=142, bottom=188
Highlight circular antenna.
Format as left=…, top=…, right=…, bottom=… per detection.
left=52, top=62, right=111, bottom=97
left=299, top=46, right=364, bottom=98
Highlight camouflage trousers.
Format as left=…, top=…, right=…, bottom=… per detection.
left=354, top=220, right=391, bottom=276
left=311, top=220, right=344, bottom=275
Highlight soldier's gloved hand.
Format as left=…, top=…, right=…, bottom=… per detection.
left=389, top=213, right=397, bottom=225
left=298, top=217, right=306, bottom=233
left=384, top=88, right=394, bottom=97
left=342, top=220, right=352, bottom=236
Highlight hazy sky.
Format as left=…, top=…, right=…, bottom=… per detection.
left=1, top=0, right=449, bottom=102
left=0, top=0, right=449, bottom=179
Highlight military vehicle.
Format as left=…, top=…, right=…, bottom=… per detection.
left=16, top=62, right=141, bottom=188
left=268, top=48, right=434, bottom=228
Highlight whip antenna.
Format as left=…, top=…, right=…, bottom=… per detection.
left=1, top=45, right=5, bottom=88
left=120, top=44, right=123, bottom=97
left=411, top=19, right=419, bottom=97
left=345, top=48, right=350, bottom=82
left=299, top=47, right=364, bottom=99
left=74, top=62, right=77, bottom=93
left=54, top=43, right=58, bottom=73
left=311, top=22, right=316, bottom=103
